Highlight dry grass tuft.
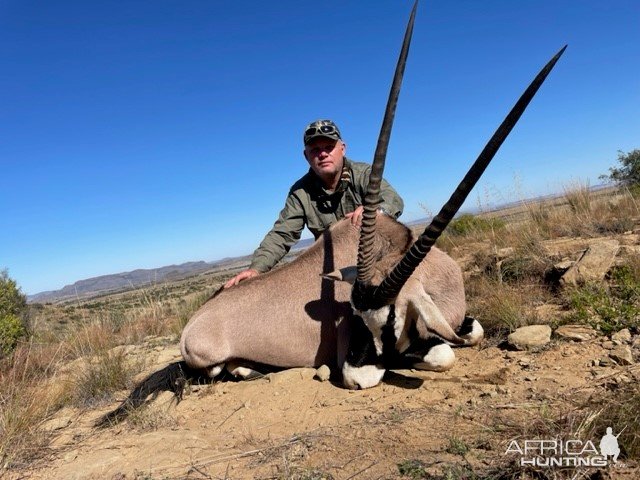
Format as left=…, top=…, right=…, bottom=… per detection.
left=0, top=342, right=67, bottom=468
left=66, top=348, right=144, bottom=408
left=466, top=277, right=546, bottom=339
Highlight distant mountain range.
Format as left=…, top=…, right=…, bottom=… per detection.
left=27, top=259, right=245, bottom=304
left=27, top=238, right=316, bottom=304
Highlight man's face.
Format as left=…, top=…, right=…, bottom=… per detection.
left=304, top=138, right=346, bottom=181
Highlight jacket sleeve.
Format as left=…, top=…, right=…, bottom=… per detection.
left=379, top=176, right=404, bottom=219
left=249, top=192, right=306, bottom=273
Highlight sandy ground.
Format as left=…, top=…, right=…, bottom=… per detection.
left=11, top=335, right=639, bottom=480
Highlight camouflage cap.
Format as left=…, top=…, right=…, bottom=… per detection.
left=303, top=119, right=342, bottom=145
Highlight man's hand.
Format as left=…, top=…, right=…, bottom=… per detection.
left=345, top=205, right=364, bottom=227
left=224, top=269, right=260, bottom=288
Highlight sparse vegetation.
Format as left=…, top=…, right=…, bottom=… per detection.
left=0, top=277, right=217, bottom=470
left=565, top=263, right=640, bottom=335
left=447, top=214, right=505, bottom=237
left=398, top=459, right=428, bottom=479
left=445, top=436, right=470, bottom=456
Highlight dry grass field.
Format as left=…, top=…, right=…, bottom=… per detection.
left=1, top=185, right=639, bottom=479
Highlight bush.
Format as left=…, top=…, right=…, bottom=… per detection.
left=0, top=314, right=26, bottom=356
left=566, top=264, right=640, bottom=335
left=447, top=213, right=505, bottom=237
left=0, top=270, right=28, bottom=356
left=600, top=149, right=640, bottom=186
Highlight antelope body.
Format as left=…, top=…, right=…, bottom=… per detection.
left=180, top=213, right=477, bottom=388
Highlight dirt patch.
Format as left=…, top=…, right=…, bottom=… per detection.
left=10, top=336, right=639, bottom=480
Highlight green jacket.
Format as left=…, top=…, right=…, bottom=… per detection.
left=250, top=158, right=404, bottom=273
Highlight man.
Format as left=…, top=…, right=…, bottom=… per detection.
left=225, top=119, right=404, bottom=288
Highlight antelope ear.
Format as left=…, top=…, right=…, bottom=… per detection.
left=321, top=266, right=357, bottom=285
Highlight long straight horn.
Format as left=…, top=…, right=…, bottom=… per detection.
left=375, top=45, right=568, bottom=303
left=356, top=0, right=419, bottom=284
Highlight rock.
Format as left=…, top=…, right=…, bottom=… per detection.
left=609, top=345, right=634, bottom=365
left=508, top=325, right=552, bottom=350
left=611, top=329, right=632, bottom=344
left=42, top=415, right=73, bottom=432
left=315, top=364, right=331, bottom=382
left=560, top=239, right=620, bottom=286
left=554, top=324, right=597, bottom=342
left=602, top=341, right=614, bottom=350
left=518, top=357, right=532, bottom=367
left=496, top=386, right=510, bottom=395
left=480, top=390, right=498, bottom=398
left=633, top=337, right=640, bottom=349
left=554, top=259, right=575, bottom=270
left=599, top=357, right=614, bottom=367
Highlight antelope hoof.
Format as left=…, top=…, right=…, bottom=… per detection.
left=226, top=361, right=263, bottom=380
left=413, top=343, right=455, bottom=372
left=206, top=364, right=225, bottom=378
left=342, top=362, right=385, bottom=389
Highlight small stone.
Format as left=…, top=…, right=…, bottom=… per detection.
left=555, top=324, right=596, bottom=342
left=508, top=325, right=552, bottom=350
left=609, top=345, right=634, bottom=366
left=611, top=329, right=632, bottom=344
left=42, top=416, right=72, bottom=432
left=602, top=341, right=614, bottom=350
left=496, top=386, right=510, bottom=395
left=554, top=260, right=574, bottom=271
left=518, top=358, right=532, bottom=367
left=599, top=357, right=614, bottom=367
left=314, top=364, right=331, bottom=382
left=632, top=337, right=640, bottom=349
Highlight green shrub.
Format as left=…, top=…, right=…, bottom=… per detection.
left=0, top=270, right=28, bottom=356
left=600, top=149, right=640, bottom=186
left=397, top=459, right=428, bottom=479
left=447, top=214, right=505, bottom=237
left=0, top=314, right=26, bottom=356
left=0, top=270, right=26, bottom=317
left=566, top=265, right=640, bottom=335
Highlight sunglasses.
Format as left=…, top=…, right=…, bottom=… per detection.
left=305, top=125, right=339, bottom=138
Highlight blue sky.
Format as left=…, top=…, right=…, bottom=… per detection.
left=1, top=0, right=638, bottom=295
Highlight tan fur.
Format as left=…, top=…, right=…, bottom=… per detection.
left=180, top=214, right=468, bottom=373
